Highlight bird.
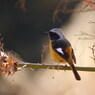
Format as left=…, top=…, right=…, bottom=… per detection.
left=47, top=28, right=81, bottom=80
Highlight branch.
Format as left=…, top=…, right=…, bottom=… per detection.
left=18, top=62, right=95, bottom=72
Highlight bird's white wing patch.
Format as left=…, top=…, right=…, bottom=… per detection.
left=56, top=48, right=64, bottom=55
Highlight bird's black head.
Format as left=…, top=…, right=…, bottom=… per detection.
left=48, top=28, right=64, bottom=41
left=48, top=32, right=60, bottom=40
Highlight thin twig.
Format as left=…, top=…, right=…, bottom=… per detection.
left=41, top=44, right=48, bottom=63
left=75, top=32, right=95, bottom=39
left=89, top=44, right=95, bottom=63
left=18, top=62, right=95, bottom=72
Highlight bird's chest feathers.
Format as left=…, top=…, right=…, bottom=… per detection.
left=49, top=41, right=73, bottom=63
left=49, top=41, right=66, bottom=63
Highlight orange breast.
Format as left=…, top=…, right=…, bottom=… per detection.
left=49, top=42, right=66, bottom=63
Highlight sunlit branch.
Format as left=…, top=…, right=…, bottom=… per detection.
left=19, top=62, right=95, bottom=72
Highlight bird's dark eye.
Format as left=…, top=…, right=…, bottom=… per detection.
left=49, top=32, right=60, bottom=40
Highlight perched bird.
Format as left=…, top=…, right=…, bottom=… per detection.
left=48, top=28, right=81, bottom=80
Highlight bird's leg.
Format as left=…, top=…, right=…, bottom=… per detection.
left=64, top=64, right=67, bottom=72
left=48, top=59, right=54, bottom=69
left=65, top=64, right=67, bottom=67
left=57, top=62, right=60, bottom=71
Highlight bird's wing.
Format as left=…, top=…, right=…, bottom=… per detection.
left=72, top=49, right=76, bottom=64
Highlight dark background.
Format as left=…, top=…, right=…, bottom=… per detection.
left=0, top=0, right=72, bottom=62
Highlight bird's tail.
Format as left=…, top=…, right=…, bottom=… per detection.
left=69, top=63, right=81, bottom=80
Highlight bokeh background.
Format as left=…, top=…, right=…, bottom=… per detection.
left=0, top=0, right=72, bottom=62
left=1, top=0, right=95, bottom=95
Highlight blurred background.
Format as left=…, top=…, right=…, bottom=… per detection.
left=1, top=0, right=95, bottom=95
left=0, top=0, right=73, bottom=62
